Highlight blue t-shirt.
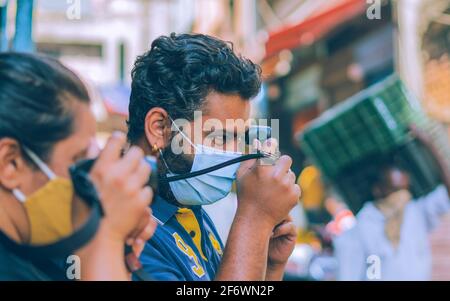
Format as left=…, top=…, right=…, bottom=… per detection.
left=134, top=195, right=224, bottom=281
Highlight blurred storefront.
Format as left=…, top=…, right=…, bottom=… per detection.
left=417, top=0, right=450, bottom=281
left=259, top=0, right=450, bottom=172
left=421, top=4, right=450, bottom=124
left=30, top=0, right=266, bottom=135
left=260, top=0, right=395, bottom=174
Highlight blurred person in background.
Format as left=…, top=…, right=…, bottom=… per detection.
left=334, top=126, right=450, bottom=281
left=127, top=33, right=301, bottom=281
left=0, top=53, right=156, bottom=280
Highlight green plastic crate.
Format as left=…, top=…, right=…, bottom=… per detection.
left=300, top=74, right=425, bottom=178
left=298, top=74, right=450, bottom=213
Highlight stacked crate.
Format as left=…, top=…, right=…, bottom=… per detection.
left=300, top=74, right=450, bottom=213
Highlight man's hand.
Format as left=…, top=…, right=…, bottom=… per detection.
left=216, top=139, right=300, bottom=281
left=266, top=217, right=297, bottom=280
left=268, top=217, right=297, bottom=265
left=127, top=207, right=157, bottom=257
left=236, top=138, right=301, bottom=227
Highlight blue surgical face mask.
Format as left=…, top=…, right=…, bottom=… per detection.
left=161, top=120, right=242, bottom=206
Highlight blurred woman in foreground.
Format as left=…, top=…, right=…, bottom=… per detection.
left=0, top=53, right=156, bottom=280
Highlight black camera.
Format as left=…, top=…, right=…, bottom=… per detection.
left=245, top=125, right=272, bottom=145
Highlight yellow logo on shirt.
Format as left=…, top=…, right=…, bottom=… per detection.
left=208, top=232, right=223, bottom=256
left=173, top=232, right=205, bottom=278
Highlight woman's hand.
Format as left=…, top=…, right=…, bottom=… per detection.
left=89, top=132, right=154, bottom=243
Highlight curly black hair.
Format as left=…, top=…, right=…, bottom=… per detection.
left=127, top=33, right=262, bottom=144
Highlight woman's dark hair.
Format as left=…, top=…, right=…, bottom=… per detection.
left=0, top=52, right=90, bottom=161
left=127, top=33, right=262, bottom=144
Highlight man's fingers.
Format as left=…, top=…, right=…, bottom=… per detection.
left=285, top=169, right=296, bottom=184
left=272, top=221, right=297, bottom=239
left=127, top=208, right=151, bottom=241
left=253, top=138, right=278, bottom=154
left=133, top=218, right=157, bottom=257
left=133, top=218, right=158, bottom=257
left=261, top=138, right=278, bottom=155
left=273, top=155, right=293, bottom=178
left=284, top=215, right=293, bottom=223
left=139, top=218, right=157, bottom=242
left=252, top=139, right=262, bottom=151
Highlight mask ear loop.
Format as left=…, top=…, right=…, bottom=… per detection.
left=169, top=117, right=199, bottom=154
left=159, top=119, right=202, bottom=201
left=12, top=147, right=57, bottom=203
left=22, top=147, right=57, bottom=180
left=158, top=148, right=172, bottom=173
left=12, top=189, right=26, bottom=203
left=157, top=117, right=194, bottom=175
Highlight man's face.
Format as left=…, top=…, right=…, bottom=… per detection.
left=200, top=92, right=251, bottom=152
left=162, top=92, right=251, bottom=174
left=373, top=167, right=410, bottom=200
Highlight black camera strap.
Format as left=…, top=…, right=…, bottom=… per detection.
left=161, top=152, right=268, bottom=183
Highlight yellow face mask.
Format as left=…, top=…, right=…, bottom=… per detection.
left=12, top=148, right=73, bottom=245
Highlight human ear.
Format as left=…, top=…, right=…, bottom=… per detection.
left=0, top=138, right=29, bottom=191
left=144, top=107, right=170, bottom=153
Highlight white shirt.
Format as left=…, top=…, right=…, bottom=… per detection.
left=334, top=185, right=450, bottom=281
